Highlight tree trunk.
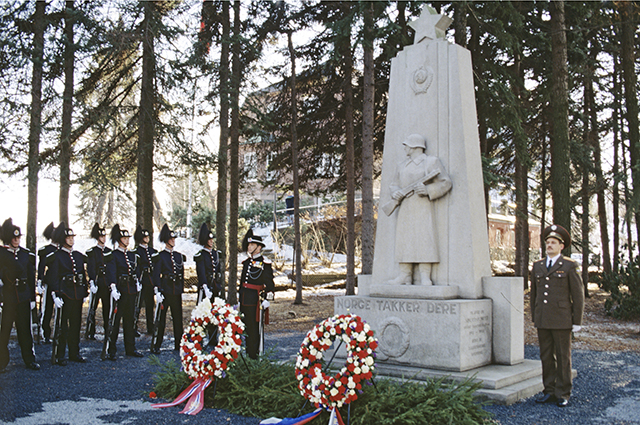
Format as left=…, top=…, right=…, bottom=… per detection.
left=227, top=0, right=241, bottom=306
left=618, top=1, right=640, bottom=255
left=288, top=31, right=303, bottom=305
left=513, top=45, right=529, bottom=286
left=341, top=5, right=356, bottom=296
left=586, top=48, right=611, bottom=274
left=26, top=0, right=47, bottom=252
left=453, top=1, right=467, bottom=47
left=549, top=1, right=571, bottom=253
left=216, top=0, right=230, bottom=299
left=361, top=1, right=375, bottom=276
left=612, top=54, right=621, bottom=270
left=59, top=0, right=75, bottom=225
left=581, top=71, right=591, bottom=298
left=137, top=1, right=156, bottom=245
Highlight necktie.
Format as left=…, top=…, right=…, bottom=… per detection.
left=547, top=259, right=552, bottom=270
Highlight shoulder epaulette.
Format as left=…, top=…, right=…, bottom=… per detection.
left=151, top=252, right=161, bottom=263
left=29, top=251, right=36, bottom=265
left=86, top=246, right=95, bottom=255
left=194, top=252, right=202, bottom=262
left=45, top=251, right=56, bottom=266
left=263, top=257, right=272, bottom=264
left=181, top=254, right=187, bottom=262
left=103, top=251, right=113, bottom=261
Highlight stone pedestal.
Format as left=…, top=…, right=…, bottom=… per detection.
left=482, top=276, right=525, bottom=365
left=335, top=296, right=492, bottom=372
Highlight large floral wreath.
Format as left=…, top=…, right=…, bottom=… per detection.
left=180, top=297, right=245, bottom=380
left=295, top=314, right=378, bottom=409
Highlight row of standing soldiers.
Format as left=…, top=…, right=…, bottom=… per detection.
left=1, top=219, right=274, bottom=373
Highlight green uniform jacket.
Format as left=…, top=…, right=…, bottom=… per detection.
left=530, top=256, right=585, bottom=329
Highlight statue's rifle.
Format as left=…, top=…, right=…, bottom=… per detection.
left=381, top=169, right=440, bottom=216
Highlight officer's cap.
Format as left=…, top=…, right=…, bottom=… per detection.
left=241, top=228, right=265, bottom=252
left=542, top=224, right=570, bottom=247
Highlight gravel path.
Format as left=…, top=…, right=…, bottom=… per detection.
left=1, top=331, right=639, bottom=424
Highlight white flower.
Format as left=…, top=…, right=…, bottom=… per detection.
left=330, top=388, right=339, bottom=396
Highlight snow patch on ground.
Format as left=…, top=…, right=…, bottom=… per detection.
left=11, top=398, right=153, bottom=425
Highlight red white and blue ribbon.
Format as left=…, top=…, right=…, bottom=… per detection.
left=259, top=408, right=323, bottom=424
left=152, top=377, right=213, bottom=415
left=327, top=407, right=346, bottom=425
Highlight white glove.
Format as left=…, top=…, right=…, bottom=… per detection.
left=90, top=281, right=98, bottom=294
left=110, top=283, right=121, bottom=301
left=30, top=301, right=36, bottom=309
left=136, top=279, right=142, bottom=292
left=36, top=280, right=44, bottom=294
left=53, top=294, right=64, bottom=309
left=155, top=292, right=164, bottom=304
left=203, top=286, right=213, bottom=300
left=572, top=325, right=582, bottom=333
left=261, top=300, right=270, bottom=309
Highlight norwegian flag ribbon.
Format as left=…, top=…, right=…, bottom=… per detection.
left=152, top=377, right=213, bottom=415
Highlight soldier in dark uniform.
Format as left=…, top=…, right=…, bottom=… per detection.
left=194, top=223, right=222, bottom=304
left=0, top=219, right=40, bottom=372
left=48, top=223, right=88, bottom=365
left=151, top=224, right=185, bottom=354
left=37, top=222, right=57, bottom=344
left=239, top=229, right=274, bottom=359
left=85, top=223, right=112, bottom=340
left=105, top=225, right=143, bottom=359
left=134, top=225, right=156, bottom=335
left=531, top=224, right=585, bottom=407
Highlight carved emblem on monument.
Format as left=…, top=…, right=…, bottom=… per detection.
left=376, top=316, right=410, bottom=359
left=410, top=66, right=434, bottom=95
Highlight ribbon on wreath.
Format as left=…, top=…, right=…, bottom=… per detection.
left=152, top=377, right=213, bottom=415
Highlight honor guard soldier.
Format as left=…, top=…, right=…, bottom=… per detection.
left=105, top=225, right=143, bottom=359
left=239, top=229, right=274, bottom=359
left=84, top=223, right=112, bottom=340
left=37, top=222, right=57, bottom=344
left=48, top=223, right=88, bottom=365
left=134, top=225, right=156, bottom=335
left=531, top=224, right=585, bottom=407
left=194, top=223, right=222, bottom=304
left=150, top=224, right=185, bottom=354
left=0, top=219, right=40, bottom=372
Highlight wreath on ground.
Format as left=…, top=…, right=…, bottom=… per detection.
left=180, top=297, right=245, bottom=380
left=295, top=314, right=378, bottom=409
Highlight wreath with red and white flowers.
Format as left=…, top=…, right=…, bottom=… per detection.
left=180, top=298, right=245, bottom=380
left=295, top=314, right=378, bottom=409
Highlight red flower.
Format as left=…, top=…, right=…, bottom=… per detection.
left=149, top=391, right=157, bottom=399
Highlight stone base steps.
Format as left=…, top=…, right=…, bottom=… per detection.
left=371, top=360, right=575, bottom=405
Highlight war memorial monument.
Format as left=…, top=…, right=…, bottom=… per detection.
left=334, top=8, right=546, bottom=405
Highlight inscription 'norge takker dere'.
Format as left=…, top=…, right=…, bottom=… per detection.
left=336, top=298, right=458, bottom=315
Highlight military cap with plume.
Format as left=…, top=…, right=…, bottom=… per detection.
left=197, top=223, right=214, bottom=246
left=241, top=228, right=265, bottom=252
left=134, top=225, right=150, bottom=245
left=159, top=223, right=177, bottom=244
left=1, top=218, right=22, bottom=245
left=110, top=224, right=131, bottom=245
left=52, top=222, right=75, bottom=246
left=90, top=223, right=106, bottom=240
left=42, top=222, right=56, bottom=241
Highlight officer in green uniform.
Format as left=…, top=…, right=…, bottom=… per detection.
left=531, top=224, right=584, bottom=407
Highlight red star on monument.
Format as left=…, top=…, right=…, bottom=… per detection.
left=408, top=7, right=453, bottom=44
